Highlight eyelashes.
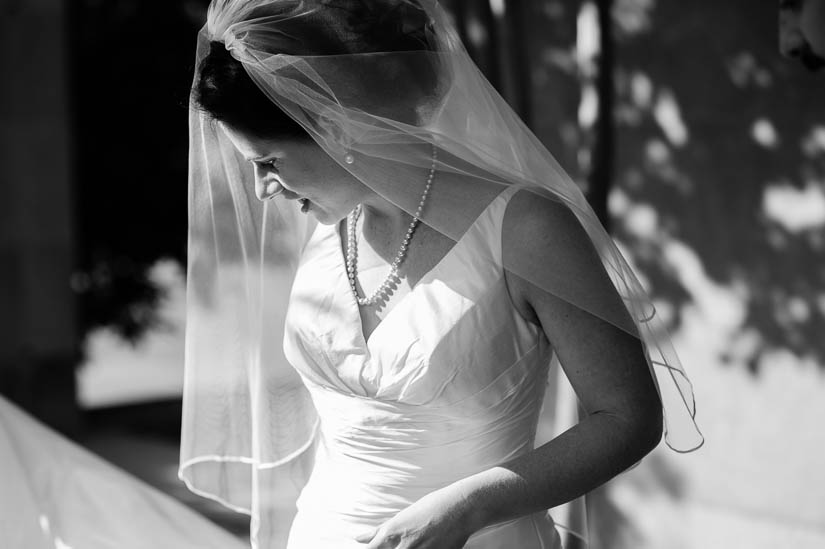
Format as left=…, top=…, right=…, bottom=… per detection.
left=256, top=158, right=283, bottom=170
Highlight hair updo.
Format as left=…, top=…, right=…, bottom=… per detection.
left=194, top=0, right=438, bottom=139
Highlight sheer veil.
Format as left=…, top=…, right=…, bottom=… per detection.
left=180, top=0, right=703, bottom=544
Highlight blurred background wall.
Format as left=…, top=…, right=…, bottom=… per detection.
left=589, top=1, right=825, bottom=547
left=0, top=0, right=79, bottom=435
left=1, top=0, right=823, bottom=548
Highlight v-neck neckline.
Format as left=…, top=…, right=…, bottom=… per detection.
left=334, top=221, right=455, bottom=349
left=332, top=187, right=514, bottom=349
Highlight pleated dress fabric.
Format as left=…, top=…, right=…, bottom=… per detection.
left=283, top=185, right=563, bottom=548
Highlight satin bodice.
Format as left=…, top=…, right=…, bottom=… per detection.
left=282, top=185, right=561, bottom=548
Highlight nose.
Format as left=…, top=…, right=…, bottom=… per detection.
left=253, top=165, right=285, bottom=202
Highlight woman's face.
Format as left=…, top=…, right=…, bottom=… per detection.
left=222, top=124, right=368, bottom=225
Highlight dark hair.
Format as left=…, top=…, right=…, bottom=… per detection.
left=193, top=0, right=437, bottom=139
left=195, top=42, right=308, bottom=139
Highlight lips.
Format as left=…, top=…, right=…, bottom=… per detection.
left=277, top=190, right=309, bottom=209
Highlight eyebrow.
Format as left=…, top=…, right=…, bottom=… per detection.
left=249, top=154, right=277, bottom=162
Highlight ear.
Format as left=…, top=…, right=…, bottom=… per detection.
left=305, top=104, right=355, bottom=158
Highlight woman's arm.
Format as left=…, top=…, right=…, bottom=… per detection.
left=357, top=189, right=664, bottom=548
left=455, top=188, right=664, bottom=532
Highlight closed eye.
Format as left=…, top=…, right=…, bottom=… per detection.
left=255, top=158, right=283, bottom=170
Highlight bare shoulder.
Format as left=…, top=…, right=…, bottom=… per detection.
left=501, top=187, right=588, bottom=254
left=501, top=187, right=616, bottom=330
left=501, top=187, right=661, bottom=428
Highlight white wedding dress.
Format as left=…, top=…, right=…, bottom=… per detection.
left=0, top=395, right=246, bottom=549
left=282, top=185, right=563, bottom=548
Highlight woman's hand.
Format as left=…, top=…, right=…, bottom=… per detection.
left=355, top=488, right=478, bottom=549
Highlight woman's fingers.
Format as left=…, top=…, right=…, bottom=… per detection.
left=358, top=528, right=403, bottom=548
left=354, top=528, right=377, bottom=543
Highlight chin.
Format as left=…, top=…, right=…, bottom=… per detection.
left=311, top=208, right=343, bottom=226
left=305, top=199, right=354, bottom=226
left=314, top=216, right=337, bottom=226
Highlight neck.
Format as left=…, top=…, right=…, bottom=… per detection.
left=360, top=201, right=412, bottom=235
left=355, top=142, right=436, bottom=245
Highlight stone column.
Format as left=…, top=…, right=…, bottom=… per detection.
left=0, top=0, right=79, bottom=435
left=520, top=0, right=583, bottom=178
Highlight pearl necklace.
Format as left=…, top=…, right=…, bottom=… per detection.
left=346, top=145, right=438, bottom=306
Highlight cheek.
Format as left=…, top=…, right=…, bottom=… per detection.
left=314, top=162, right=359, bottom=193
left=291, top=154, right=338, bottom=186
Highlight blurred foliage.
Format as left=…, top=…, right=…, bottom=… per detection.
left=607, top=0, right=825, bottom=371
left=70, top=0, right=209, bottom=341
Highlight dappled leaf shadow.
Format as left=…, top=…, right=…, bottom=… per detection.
left=610, top=0, right=825, bottom=372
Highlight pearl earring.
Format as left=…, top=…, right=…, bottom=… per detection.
left=344, top=153, right=355, bottom=165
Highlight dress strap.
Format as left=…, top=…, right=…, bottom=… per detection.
left=465, top=184, right=525, bottom=268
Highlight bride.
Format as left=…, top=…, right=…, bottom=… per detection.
left=180, top=1, right=703, bottom=548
